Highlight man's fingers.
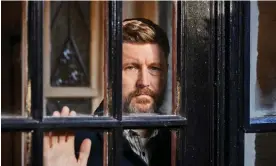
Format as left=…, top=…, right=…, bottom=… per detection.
left=78, top=139, right=92, bottom=165
left=61, top=106, right=70, bottom=116
left=53, top=111, right=60, bottom=116
left=64, top=110, right=77, bottom=145
left=59, top=107, right=70, bottom=142
left=51, top=111, right=60, bottom=145
left=43, top=132, right=50, bottom=152
left=69, top=110, right=77, bottom=116
left=50, top=108, right=75, bottom=144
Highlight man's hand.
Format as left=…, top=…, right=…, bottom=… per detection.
left=43, top=106, right=92, bottom=166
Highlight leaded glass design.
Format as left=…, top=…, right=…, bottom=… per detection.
left=51, top=38, right=88, bottom=86
left=50, top=2, right=90, bottom=87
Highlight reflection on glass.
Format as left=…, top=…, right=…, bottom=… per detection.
left=46, top=98, right=92, bottom=116
left=245, top=133, right=276, bottom=166
left=122, top=1, right=173, bottom=116
left=51, top=1, right=90, bottom=87
left=2, top=132, right=31, bottom=166
left=250, top=1, right=276, bottom=123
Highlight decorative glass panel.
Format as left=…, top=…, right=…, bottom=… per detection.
left=46, top=98, right=92, bottom=115
left=51, top=2, right=90, bottom=87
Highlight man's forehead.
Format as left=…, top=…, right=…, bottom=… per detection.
left=123, top=46, right=165, bottom=63
left=123, top=43, right=164, bottom=59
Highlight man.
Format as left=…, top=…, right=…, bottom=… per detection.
left=44, top=18, right=171, bottom=166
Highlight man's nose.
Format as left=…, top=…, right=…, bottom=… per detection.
left=136, top=68, right=150, bottom=88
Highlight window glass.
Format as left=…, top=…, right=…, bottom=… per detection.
left=1, top=1, right=29, bottom=117
left=250, top=1, right=276, bottom=123
left=1, top=132, right=31, bottom=166
left=245, top=133, right=276, bottom=166
left=122, top=1, right=175, bottom=116
left=44, top=1, right=104, bottom=116
left=43, top=130, right=106, bottom=166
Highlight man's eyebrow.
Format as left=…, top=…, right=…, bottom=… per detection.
left=149, top=62, right=164, bottom=67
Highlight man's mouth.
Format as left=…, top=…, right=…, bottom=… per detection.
left=134, top=95, right=152, bottom=104
left=136, top=94, right=151, bottom=98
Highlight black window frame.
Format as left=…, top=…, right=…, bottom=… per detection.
left=3, top=1, right=265, bottom=166
left=219, top=1, right=276, bottom=166
left=2, top=1, right=187, bottom=166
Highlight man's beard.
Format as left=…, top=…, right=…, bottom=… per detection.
left=123, top=87, right=165, bottom=116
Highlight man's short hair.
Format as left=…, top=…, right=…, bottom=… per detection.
left=122, top=18, right=170, bottom=59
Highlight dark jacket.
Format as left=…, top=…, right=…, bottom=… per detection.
left=74, top=102, right=171, bottom=166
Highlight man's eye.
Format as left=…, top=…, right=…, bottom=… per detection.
left=125, top=66, right=136, bottom=70
left=150, top=66, right=161, bottom=71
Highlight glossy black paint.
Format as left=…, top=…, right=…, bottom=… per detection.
left=224, top=2, right=246, bottom=166
left=28, top=1, right=44, bottom=166
left=107, top=2, right=123, bottom=166
left=1, top=1, right=260, bottom=166
left=181, top=1, right=214, bottom=166
left=242, top=1, right=276, bottom=132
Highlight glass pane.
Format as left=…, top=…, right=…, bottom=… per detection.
left=1, top=1, right=29, bottom=117
left=42, top=128, right=179, bottom=165
left=51, top=1, right=90, bottom=87
left=46, top=98, right=92, bottom=116
left=122, top=1, right=176, bottom=116
left=119, top=128, right=176, bottom=165
left=1, top=132, right=32, bottom=166
left=250, top=1, right=276, bottom=123
left=43, top=130, right=106, bottom=166
left=245, top=133, right=276, bottom=166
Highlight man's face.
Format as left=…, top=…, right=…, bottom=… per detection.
left=122, top=43, right=168, bottom=115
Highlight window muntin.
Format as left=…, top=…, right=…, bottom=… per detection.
left=1, top=1, right=186, bottom=166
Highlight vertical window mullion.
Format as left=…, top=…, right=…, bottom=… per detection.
left=29, top=2, right=43, bottom=121
left=171, top=1, right=178, bottom=166
left=108, top=1, right=123, bottom=166
left=108, top=1, right=122, bottom=120
left=28, top=1, right=44, bottom=166
left=103, top=1, right=109, bottom=166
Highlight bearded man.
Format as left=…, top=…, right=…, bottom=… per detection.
left=44, top=18, right=171, bottom=166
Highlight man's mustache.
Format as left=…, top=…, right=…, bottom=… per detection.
left=123, top=88, right=160, bottom=114
left=129, top=88, right=156, bottom=99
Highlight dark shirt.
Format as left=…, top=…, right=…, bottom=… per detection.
left=74, top=101, right=171, bottom=166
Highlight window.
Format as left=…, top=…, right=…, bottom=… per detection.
left=2, top=1, right=187, bottom=166
left=3, top=1, right=255, bottom=166
left=245, top=1, right=276, bottom=166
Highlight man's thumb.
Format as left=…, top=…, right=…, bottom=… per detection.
left=78, top=139, right=92, bottom=165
